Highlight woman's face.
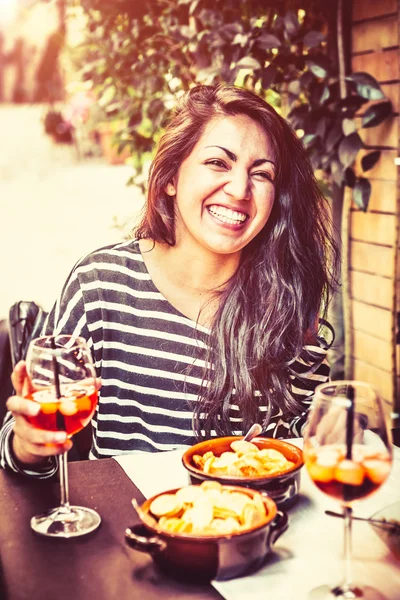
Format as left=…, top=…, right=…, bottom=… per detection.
left=169, top=114, right=276, bottom=259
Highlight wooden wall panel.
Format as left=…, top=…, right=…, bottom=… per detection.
left=352, top=49, right=399, bottom=82
left=352, top=17, right=398, bottom=53
left=350, top=0, right=399, bottom=417
left=351, top=358, right=393, bottom=413
left=358, top=116, right=398, bottom=148
left=353, top=0, right=397, bottom=21
left=355, top=150, right=397, bottom=181
left=350, top=241, right=395, bottom=277
left=350, top=212, right=396, bottom=245
left=352, top=330, right=393, bottom=372
left=350, top=300, right=392, bottom=341
left=351, top=271, right=393, bottom=308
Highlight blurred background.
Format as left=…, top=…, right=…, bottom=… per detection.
left=0, top=0, right=399, bottom=421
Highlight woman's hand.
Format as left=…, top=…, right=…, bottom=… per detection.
left=6, top=361, right=72, bottom=467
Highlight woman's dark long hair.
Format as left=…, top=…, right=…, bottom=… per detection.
left=136, top=84, right=340, bottom=438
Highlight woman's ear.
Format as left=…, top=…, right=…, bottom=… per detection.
left=165, top=182, right=176, bottom=196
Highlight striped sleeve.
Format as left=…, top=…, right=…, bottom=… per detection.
left=286, top=343, right=330, bottom=438
left=0, top=412, right=58, bottom=478
left=0, top=257, right=91, bottom=477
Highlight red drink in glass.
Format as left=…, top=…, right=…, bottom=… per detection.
left=26, top=383, right=98, bottom=437
left=304, top=443, right=392, bottom=503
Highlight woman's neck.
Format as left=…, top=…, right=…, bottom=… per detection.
left=139, top=238, right=240, bottom=325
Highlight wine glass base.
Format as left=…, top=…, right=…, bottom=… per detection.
left=309, top=584, right=387, bottom=600
left=31, top=505, right=101, bottom=538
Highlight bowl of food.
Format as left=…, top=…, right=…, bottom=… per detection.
left=182, top=436, right=304, bottom=509
left=125, top=481, right=288, bottom=582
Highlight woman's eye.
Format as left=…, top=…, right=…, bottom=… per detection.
left=205, top=159, right=227, bottom=169
left=252, top=171, right=274, bottom=182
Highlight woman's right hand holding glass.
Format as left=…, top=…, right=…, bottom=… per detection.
left=6, top=360, right=71, bottom=466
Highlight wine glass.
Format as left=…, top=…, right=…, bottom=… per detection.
left=25, top=334, right=101, bottom=538
left=303, top=380, right=392, bottom=599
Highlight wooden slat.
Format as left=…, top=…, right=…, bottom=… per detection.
left=358, top=115, right=398, bottom=148
left=351, top=180, right=397, bottom=213
left=352, top=17, right=398, bottom=53
left=350, top=358, right=393, bottom=413
left=350, top=241, right=395, bottom=277
left=352, top=49, right=399, bottom=82
left=350, top=300, right=393, bottom=341
left=353, top=0, right=397, bottom=21
left=352, top=329, right=393, bottom=372
left=350, top=212, right=397, bottom=246
left=350, top=270, right=393, bottom=308
left=354, top=149, right=398, bottom=181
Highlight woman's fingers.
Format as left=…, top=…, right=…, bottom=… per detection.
left=10, top=360, right=35, bottom=396
left=7, top=393, right=71, bottom=465
left=6, top=394, right=40, bottom=417
left=11, top=361, right=27, bottom=396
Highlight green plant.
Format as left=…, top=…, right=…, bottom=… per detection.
left=70, top=0, right=391, bottom=207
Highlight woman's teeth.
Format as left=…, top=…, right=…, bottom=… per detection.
left=208, top=206, right=247, bottom=224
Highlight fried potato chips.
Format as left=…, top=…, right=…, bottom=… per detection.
left=148, top=481, right=268, bottom=536
left=192, top=440, right=295, bottom=477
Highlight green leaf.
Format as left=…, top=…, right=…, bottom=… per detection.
left=353, top=177, right=371, bottom=211
left=326, top=122, right=343, bottom=152
left=346, top=72, right=385, bottom=100
left=361, top=100, right=392, bottom=128
left=319, top=85, right=330, bottom=104
left=303, top=133, right=318, bottom=147
left=361, top=150, right=381, bottom=172
left=257, top=33, right=281, bottom=49
left=235, top=56, right=261, bottom=70
left=342, top=118, right=356, bottom=136
left=303, top=31, right=325, bottom=48
left=307, top=60, right=328, bottom=79
left=284, top=11, right=299, bottom=36
left=288, top=80, right=301, bottom=96
left=338, top=132, right=363, bottom=168
left=98, top=85, right=116, bottom=107
left=344, top=167, right=356, bottom=188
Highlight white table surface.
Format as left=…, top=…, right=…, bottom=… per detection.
left=114, top=440, right=400, bottom=600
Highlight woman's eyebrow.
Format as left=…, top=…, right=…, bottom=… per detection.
left=205, top=145, right=275, bottom=168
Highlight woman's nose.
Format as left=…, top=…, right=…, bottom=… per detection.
left=223, top=169, right=250, bottom=200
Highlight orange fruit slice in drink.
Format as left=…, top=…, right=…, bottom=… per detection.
left=59, top=401, right=78, bottom=416
left=40, top=402, right=58, bottom=415
left=363, top=459, right=391, bottom=485
left=307, top=462, right=335, bottom=483
left=335, top=459, right=365, bottom=486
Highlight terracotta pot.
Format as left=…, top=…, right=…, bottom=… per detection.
left=125, top=486, right=288, bottom=582
left=182, top=437, right=304, bottom=509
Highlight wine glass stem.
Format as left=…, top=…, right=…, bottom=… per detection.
left=343, top=505, right=353, bottom=590
left=59, top=451, right=70, bottom=508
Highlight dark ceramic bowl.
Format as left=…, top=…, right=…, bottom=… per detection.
left=182, top=436, right=304, bottom=509
left=125, top=485, right=288, bottom=582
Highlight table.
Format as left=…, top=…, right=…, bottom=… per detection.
left=115, top=443, right=400, bottom=600
left=0, top=446, right=399, bottom=600
left=0, top=459, right=221, bottom=600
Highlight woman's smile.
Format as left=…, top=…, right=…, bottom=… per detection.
left=207, top=204, right=249, bottom=227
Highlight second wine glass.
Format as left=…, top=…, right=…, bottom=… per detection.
left=25, top=334, right=101, bottom=538
left=303, top=380, right=392, bottom=599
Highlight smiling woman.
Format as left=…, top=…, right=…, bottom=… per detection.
left=1, top=84, right=339, bottom=478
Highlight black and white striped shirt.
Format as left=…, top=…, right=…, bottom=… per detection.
left=0, top=240, right=330, bottom=477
